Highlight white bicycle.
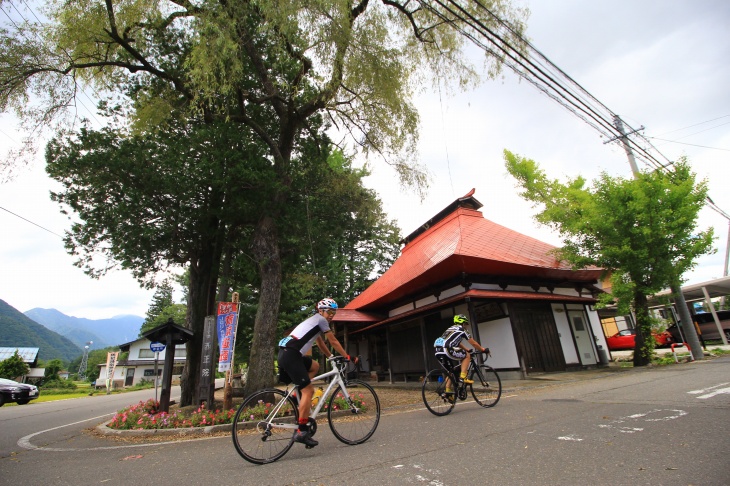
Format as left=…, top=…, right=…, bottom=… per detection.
left=232, top=356, right=380, bottom=464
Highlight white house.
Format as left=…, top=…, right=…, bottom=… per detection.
left=97, top=337, right=186, bottom=388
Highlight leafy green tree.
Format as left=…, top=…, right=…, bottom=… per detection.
left=46, top=120, right=276, bottom=404
left=141, top=305, right=188, bottom=337
left=505, top=152, right=714, bottom=366
left=0, top=350, right=30, bottom=379
left=232, top=151, right=402, bottom=365
left=142, top=280, right=175, bottom=331
left=140, top=280, right=187, bottom=336
left=1, top=1, right=528, bottom=399
left=43, top=358, right=64, bottom=379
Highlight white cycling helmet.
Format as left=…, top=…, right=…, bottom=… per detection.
left=317, top=298, right=338, bottom=310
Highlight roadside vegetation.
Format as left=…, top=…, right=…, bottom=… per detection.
left=612, top=342, right=729, bottom=368
left=3, top=380, right=156, bottom=407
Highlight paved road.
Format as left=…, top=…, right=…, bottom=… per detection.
left=1, top=361, right=728, bottom=485
left=0, top=385, right=181, bottom=456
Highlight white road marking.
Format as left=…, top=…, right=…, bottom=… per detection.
left=597, top=409, right=686, bottom=434
left=558, top=408, right=688, bottom=440
left=17, top=413, right=221, bottom=452
left=687, top=383, right=729, bottom=395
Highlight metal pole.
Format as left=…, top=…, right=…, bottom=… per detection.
left=154, top=351, right=159, bottom=403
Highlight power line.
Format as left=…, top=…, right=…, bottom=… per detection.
left=656, top=115, right=730, bottom=137
left=646, top=137, right=730, bottom=152
left=423, top=0, right=671, bottom=173
left=0, top=206, right=63, bottom=238
left=424, top=0, right=728, bottom=219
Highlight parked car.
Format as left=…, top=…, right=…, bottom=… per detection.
left=606, top=329, right=674, bottom=351
left=666, top=310, right=730, bottom=343
left=0, top=378, right=40, bottom=406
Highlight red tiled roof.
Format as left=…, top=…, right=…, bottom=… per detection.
left=332, top=309, right=385, bottom=323
left=346, top=204, right=602, bottom=311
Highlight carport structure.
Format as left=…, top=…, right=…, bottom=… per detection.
left=651, top=276, right=730, bottom=346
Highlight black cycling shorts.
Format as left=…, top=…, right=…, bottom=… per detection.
left=436, top=354, right=460, bottom=375
left=278, top=347, right=314, bottom=387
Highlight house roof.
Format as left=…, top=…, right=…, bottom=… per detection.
left=0, top=347, right=39, bottom=363
left=345, top=189, right=603, bottom=311
left=141, top=318, right=194, bottom=345
left=331, top=309, right=385, bottom=323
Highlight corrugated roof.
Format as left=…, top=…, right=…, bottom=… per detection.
left=346, top=191, right=602, bottom=311
left=0, top=347, right=39, bottom=363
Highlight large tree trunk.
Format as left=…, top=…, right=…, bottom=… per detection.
left=244, top=214, right=282, bottom=395
left=632, top=291, right=654, bottom=367
left=180, top=243, right=222, bottom=406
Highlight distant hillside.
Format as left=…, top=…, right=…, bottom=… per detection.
left=0, top=299, right=82, bottom=362
left=24, top=308, right=144, bottom=349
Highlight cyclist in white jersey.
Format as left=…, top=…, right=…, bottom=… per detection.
left=434, top=314, right=488, bottom=394
left=277, top=298, right=350, bottom=447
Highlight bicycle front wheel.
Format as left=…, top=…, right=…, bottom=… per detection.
left=470, top=365, right=502, bottom=407
left=327, top=380, right=380, bottom=445
left=232, top=388, right=299, bottom=464
left=422, top=369, right=456, bottom=416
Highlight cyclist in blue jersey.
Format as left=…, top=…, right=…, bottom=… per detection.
left=277, top=298, right=351, bottom=448
left=434, top=314, right=489, bottom=396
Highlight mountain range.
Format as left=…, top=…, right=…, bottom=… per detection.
left=23, top=307, right=143, bottom=350
left=0, top=299, right=82, bottom=362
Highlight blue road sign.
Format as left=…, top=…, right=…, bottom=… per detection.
left=150, top=341, right=166, bottom=353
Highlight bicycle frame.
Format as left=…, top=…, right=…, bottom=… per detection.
left=264, top=359, right=353, bottom=430
left=442, top=352, right=484, bottom=383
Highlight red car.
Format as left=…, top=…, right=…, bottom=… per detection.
left=606, top=329, right=674, bottom=351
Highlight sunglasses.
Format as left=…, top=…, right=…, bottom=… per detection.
left=325, top=309, right=337, bottom=316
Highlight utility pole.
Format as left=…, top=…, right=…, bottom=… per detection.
left=613, top=117, right=703, bottom=361
left=613, top=116, right=640, bottom=177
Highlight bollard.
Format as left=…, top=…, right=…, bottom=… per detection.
left=671, top=342, right=693, bottom=363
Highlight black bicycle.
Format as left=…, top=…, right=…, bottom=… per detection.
left=422, top=350, right=502, bottom=416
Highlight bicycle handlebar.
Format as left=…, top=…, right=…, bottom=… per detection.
left=469, top=348, right=490, bottom=355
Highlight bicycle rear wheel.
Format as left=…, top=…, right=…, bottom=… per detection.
left=327, top=380, right=380, bottom=445
left=232, top=388, right=299, bottom=464
left=470, top=365, right=502, bottom=407
left=422, top=369, right=456, bottom=416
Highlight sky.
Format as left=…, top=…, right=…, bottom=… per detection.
left=1, top=0, right=729, bottom=320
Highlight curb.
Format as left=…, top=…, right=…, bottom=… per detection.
left=96, top=420, right=232, bottom=437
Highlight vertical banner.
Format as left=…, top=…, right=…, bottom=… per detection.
left=217, top=302, right=239, bottom=372
left=105, top=351, right=119, bottom=392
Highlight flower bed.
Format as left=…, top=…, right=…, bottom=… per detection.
left=107, top=391, right=370, bottom=431
left=107, top=399, right=236, bottom=430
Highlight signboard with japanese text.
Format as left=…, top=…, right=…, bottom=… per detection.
left=217, top=302, right=239, bottom=372
left=198, top=316, right=216, bottom=405
left=105, top=351, right=119, bottom=391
